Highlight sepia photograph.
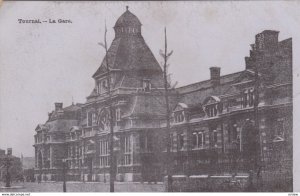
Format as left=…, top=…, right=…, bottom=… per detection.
left=0, top=0, right=299, bottom=193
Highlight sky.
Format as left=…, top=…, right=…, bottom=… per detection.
left=0, top=1, right=299, bottom=160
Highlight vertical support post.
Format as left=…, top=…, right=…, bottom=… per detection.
left=5, top=155, right=11, bottom=188
left=162, top=27, right=173, bottom=192
left=62, top=160, right=67, bottom=192
left=98, top=20, right=115, bottom=192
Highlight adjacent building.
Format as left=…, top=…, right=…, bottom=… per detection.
left=0, top=148, right=23, bottom=182
left=33, top=8, right=292, bottom=190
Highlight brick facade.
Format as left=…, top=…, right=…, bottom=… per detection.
left=33, top=8, right=292, bottom=190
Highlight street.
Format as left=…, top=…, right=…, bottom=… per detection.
left=0, top=181, right=164, bottom=192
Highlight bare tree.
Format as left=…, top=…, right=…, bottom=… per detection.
left=98, top=21, right=115, bottom=192
left=159, top=27, right=173, bottom=192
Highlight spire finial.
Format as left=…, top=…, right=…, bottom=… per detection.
left=126, top=6, right=129, bottom=11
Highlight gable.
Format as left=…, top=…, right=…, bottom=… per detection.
left=203, top=96, right=220, bottom=106
left=173, top=103, right=188, bottom=112
left=35, top=124, right=47, bottom=132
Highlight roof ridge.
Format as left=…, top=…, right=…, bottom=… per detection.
left=176, top=70, right=245, bottom=90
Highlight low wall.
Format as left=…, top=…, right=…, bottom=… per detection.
left=164, top=174, right=250, bottom=192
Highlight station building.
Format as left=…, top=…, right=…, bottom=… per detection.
left=33, top=8, right=292, bottom=189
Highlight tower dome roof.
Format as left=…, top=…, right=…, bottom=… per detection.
left=114, top=6, right=142, bottom=27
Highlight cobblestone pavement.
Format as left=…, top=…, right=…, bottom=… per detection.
left=0, top=181, right=164, bottom=192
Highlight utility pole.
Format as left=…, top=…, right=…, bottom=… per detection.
left=62, top=159, right=67, bottom=192
left=160, top=27, right=173, bottom=192
left=99, top=21, right=115, bottom=192
left=4, top=154, right=12, bottom=188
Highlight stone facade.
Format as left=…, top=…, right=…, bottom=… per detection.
left=33, top=8, right=292, bottom=190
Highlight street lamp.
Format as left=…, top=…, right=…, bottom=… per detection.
left=62, top=159, right=68, bottom=192
left=4, top=154, right=12, bottom=188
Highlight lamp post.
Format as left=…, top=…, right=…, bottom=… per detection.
left=4, top=154, right=12, bottom=188
left=62, top=159, right=67, bottom=192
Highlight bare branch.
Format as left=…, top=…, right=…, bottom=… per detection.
left=98, top=42, right=106, bottom=49
left=167, top=50, right=173, bottom=57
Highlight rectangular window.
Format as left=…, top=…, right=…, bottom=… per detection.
left=242, top=88, right=255, bottom=108
left=206, top=104, right=218, bottom=117
left=249, top=89, right=254, bottom=107
left=92, top=113, right=97, bottom=126
left=276, top=119, right=285, bottom=137
left=87, top=112, right=93, bottom=127
left=142, top=80, right=151, bottom=92
left=192, top=132, right=197, bottom=148
left=198, top=132, right=204, bottom=148
left=192, top=131, right=204, bottom=149
left=213, top=131, right=218, bottom=145
left=124, top=135, right=131, bottom=165
left=178, top=133, right=184, bottom=150
left=116, top=108, right=121, bottom=121
left=165, top=133, right=174, bottom=152
left=174, top=112, right=185, bottom=123
left=99, top=140, right=109, bottom=167
left=97, top=82, right=101, bottom=94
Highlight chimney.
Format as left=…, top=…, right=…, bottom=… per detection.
left=255, top=30, right=279, bottom=51
left=210, top=67, right=221, bottom=86
left=55, top=102, right=63, bottom=111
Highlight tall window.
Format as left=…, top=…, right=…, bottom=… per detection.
left=209, top=129, right=218, bottom=147
left=213, top=131, right=218, bottom=145
left=229, top=123, right=238, bottom=143
left=178, top=133, right=184, bottom=150
left=99, top=140, right=109, bottom=167
left=276, top=119, right=285, bottom=138
left=140, top=133, right=153, bottom=152
left=97, top=78, right=109, bottom=94
left=166, top=133, right=174, bottom=152
left=115, top=108, right=121, bottom=122
left=174, top=111, right=185, bottom=123
left=242, top=88, right=255, bottom=108
left=87, top=112, right=97, bottom=127
left=192, top=131, right=205, bottom=149
left=124, top=135, right=131, bottom=165
left=87, top=112, right=93, bottom=127
left=142, top=79, right=151, bottom=92
left=205, top=104, right=218, bottom=117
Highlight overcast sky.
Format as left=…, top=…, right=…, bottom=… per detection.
left=0, top=1, right=299, bottom=159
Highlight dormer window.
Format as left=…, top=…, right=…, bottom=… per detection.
left=242, top=88, right=255, bottom=108
left=174, top=111, right=185, bottom=123
left=205, top=104, right=218, bottom=117
left=203, top=96, right=222, bottom=118
left=142, top=79, right=151, bottom=92
left=96, top=78, right=112, bottom=95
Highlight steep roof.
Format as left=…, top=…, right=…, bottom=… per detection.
left=93, top=36, right=162, bottom=78
left=176, top=71, right=250, bottom=106
left=123, top=94, right=177, bottom=119
left=93, top=8, right=162, bottom=78
left=63, top=103, right=82, bottom=112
